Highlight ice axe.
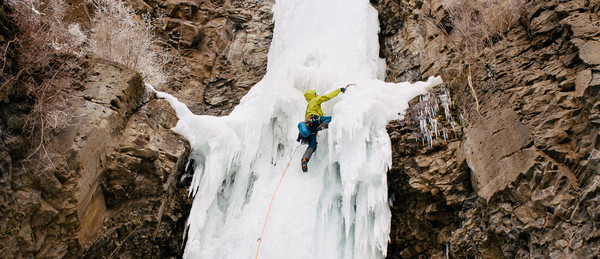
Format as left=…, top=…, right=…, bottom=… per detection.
left=342, top=83, right=355, bottom=93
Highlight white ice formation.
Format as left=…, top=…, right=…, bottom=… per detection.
left=155, top=0, right=443, bottom=258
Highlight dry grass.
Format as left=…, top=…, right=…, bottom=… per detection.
left=3, top=0, right=81, bottom=160
left=443, top=0, right=525, bottom=60
left=86, top=0, right=169, bottom=86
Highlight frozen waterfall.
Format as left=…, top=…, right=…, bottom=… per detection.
left=156, top=0, right=442, bottom=258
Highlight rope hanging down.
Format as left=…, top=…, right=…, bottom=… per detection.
left=255, top=144, right=300, bottom=259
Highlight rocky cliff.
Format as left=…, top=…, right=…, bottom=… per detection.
left=1, top=0, right=275, bottom=257
left=125, top=0, right=275, bottom=115
left=377, top=0, right=600, bottom=257
left=3, top=0, right=600, bottom=258
left=0, top=58, right=191, bottom=257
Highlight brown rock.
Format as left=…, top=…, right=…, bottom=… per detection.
left=576, top=69, right=593, bottom=96
left=17, top=220, right=34, bottom=254
left=591, top=70, right=600, bottom=88
left=514, top=205, right=534, bottom=224
left=147, top=0, right=275, bottom=115
left=559, top=77, right=576, bottom=91
left=51, top=60, right=145, bottom=248
left=577, top=40, right=600, bottom=65
left=462, top=106, right=538, bottom=199
left=37, top=169, right=63, bottom=196
left=88, top=94, right=190, bottom=257
left=14, top=190, right=42, bottom=215
left=562, top=13, right=600, bottom=38
left=557, top=0, right=586, bottom=12
left=32, top=199, right=59, bottom=227
left=163, top=18, right=201, bottom=47
left=36, top=236, right=68, bottom=259
left=531, top=10, right=559, bottom=34
left=379, top=0, right=600, bottom=257
left=1, top=53, right=192, bottom=258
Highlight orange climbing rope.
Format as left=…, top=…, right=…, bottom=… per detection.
left=255, top=145, right=300, bottom=259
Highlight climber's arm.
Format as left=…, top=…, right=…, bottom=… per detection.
left=315, top=88, right=342, bottom=104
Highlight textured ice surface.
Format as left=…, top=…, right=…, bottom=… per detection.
left=156, top=0, right=442, bottom=258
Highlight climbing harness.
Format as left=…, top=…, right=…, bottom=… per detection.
left=255, top=144, right=301, bottom=259
left=306, top=114, right=329, bottom=131
left=297, top=115, right=331, bottom=144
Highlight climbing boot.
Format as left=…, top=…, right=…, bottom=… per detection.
left=301, top=158, right=308, bottom=172
left=301, top=147, right=314, bottom=172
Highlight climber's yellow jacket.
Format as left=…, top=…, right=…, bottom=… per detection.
left=303, top=88, right=342, bottom=120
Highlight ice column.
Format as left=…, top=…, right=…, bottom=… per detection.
left=157, top=0, right=443, bottom=258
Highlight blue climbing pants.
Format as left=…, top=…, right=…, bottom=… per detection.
left=300, top=115, right=332, bottom=171
left=306, top=115, right=331, bottom=151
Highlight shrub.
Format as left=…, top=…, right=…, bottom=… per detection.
left=3, top=0, right=81, bottom=159
left=443, top=0, right=525, bottom=60
left=86, top=0, right=168, bottom=86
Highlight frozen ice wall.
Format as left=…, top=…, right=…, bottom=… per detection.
left=156, top=0, right=442, bottom=258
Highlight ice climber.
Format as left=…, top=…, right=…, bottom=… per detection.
left=298, top=84, right=354, bottom=172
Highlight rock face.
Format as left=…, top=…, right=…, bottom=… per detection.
left=5, top=0, right=599, bottom=257
left=84, top=89, right=192, bottom=258
left=0, top=59, right=190, bottom=257
left=377, top=0, right=600, bottom=257
left=126, top=0, right=275, bottom=115
left=386, top=88, right=469, bottom=258
left=1, top=0, right=275, bottom=256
